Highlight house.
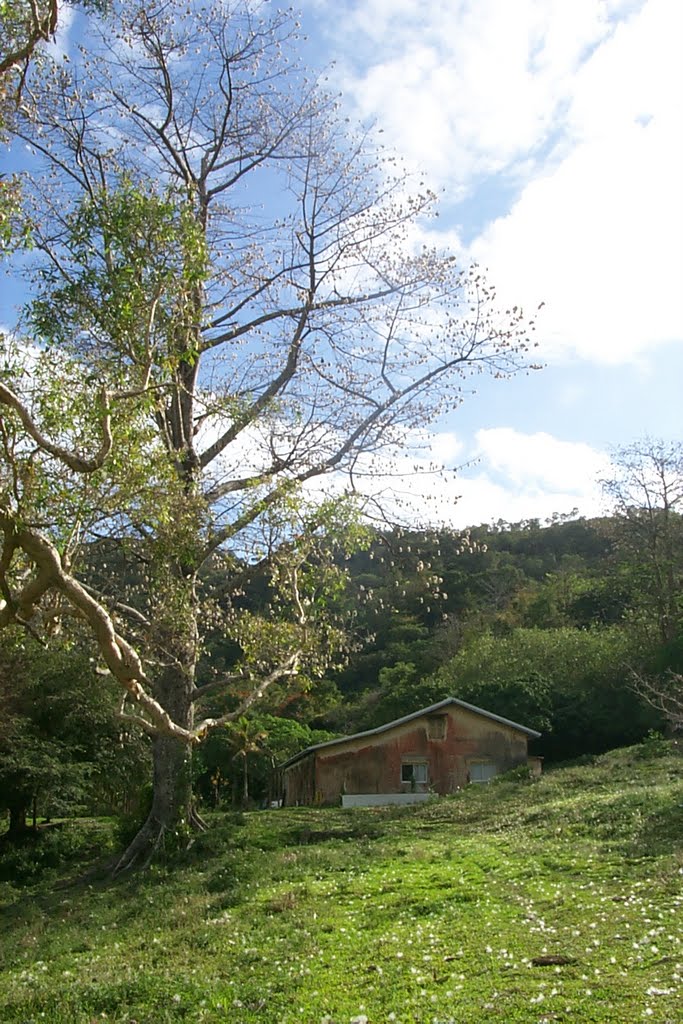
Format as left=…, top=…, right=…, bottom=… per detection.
left=280, top=697, right=541, bottom=807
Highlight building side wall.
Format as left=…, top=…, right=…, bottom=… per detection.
left=285, top=707, right=530, bottom=806
left=282, top=752, right=316, bottom=806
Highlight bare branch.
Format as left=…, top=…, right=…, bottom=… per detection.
left=193, top=652, right=301, bottom=737
left=0, top=515, right=195, bottom=740
left=631, top=669, right=683, bottom=732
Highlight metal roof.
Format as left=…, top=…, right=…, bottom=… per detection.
left=280, top=696, right=541, bottom=770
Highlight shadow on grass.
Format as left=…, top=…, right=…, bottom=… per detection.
left=627, top=794, right=683, bottom=858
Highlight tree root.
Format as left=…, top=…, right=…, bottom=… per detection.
left=112, top=805, right=207, bottom=877
left=188, top=806, right=208, bottom=831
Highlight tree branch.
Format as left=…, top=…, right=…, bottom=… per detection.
left=0, top=0, right=58, bottom=77
left=0, top=382, right=113, bottom=474
left=193, top=651, right=301, bottom=738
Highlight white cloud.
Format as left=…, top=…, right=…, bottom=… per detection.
left=473, top=427, right=609, bottom=493
left=310, top=0, right=683, bottom=366
left=448, top=428, right=610, bottom=526
left=321, top=0, right=619, bottom=187
left=470, top=0, right=683, bottom=364
left=304, top=426, right=609, bottom=529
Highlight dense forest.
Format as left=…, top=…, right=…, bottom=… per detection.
left=3, top=449, right=682, bottom=824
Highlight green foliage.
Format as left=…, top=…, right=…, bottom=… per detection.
left=114, top=783, right=154, bottom=850
left=194, top=714, right=336, bottom=808
left=491, top=762, right=535, bottom=783
left=429, top=626, right=659, bottom=758
left=319, top=513, right=678, bottom=761
left=0, top=819, right=114, bottom=885
left=30, top=177, right=208, bottom=368
left=635, top=730, right=672, bottom=759
left=0, top=177, right=31, bottom=252
left=0, top=628, right=150, bottom=827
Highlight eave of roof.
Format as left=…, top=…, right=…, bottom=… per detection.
left=280, top=696, right=541, bottom=770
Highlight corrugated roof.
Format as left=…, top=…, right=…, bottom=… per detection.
left=280, top=696, right=541, bottom=770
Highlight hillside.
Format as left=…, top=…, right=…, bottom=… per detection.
left=1, top=741, right=681, bottom=1023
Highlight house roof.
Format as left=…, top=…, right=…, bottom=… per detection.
left=280, top=696, right=541, bottom=770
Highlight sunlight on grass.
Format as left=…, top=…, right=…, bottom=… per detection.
left=1, top=744, right=681, bottom=1023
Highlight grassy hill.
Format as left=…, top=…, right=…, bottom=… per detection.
left=1, top=741, right=681, bottom=1023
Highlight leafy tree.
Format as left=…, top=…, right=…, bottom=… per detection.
left=0, top=1, right=536, bottom=869
left=194, top=714, right=334, bottom=808
left=428, top=626, right=660, bottom=759
left=0, top=1, right=59, bottom=82
left=224, top=717, right=267, bottom=808
left=0, top=628, right=149, bottom=835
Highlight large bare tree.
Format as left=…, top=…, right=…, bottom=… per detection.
left=0, top=0, right=539, bottom=869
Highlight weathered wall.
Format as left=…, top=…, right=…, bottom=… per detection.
left=282, top=752, right=316, bottom=806
left=283, top=706, right=531, bottom=805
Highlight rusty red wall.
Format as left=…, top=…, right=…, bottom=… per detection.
left=284, top=706, right=531, bottom=805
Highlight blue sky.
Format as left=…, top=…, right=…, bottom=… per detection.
left=3, top=0, right=682, bottom=530
left=296, top=0, right=683, bottom=526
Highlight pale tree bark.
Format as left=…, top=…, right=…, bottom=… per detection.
left=631, top=671, right=683, bottom=734
left=1, top=0, right=540, bottom=870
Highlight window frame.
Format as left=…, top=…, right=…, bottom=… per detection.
left=468, top=762, right=497, bottom=784
left=401, top=760, right=429, bottom=785
left=426, top=714, right=448, bottom=740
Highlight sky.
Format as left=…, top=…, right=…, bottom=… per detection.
left=295, top=0, right=683, bottom=528
left=3, top=0, right=682, bottom=532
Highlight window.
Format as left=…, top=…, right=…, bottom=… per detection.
left=401, top=761, right=428, bottom=784
left=426, top=714, right=447, bottom=740
left=469, top=762, right=497, bottom=784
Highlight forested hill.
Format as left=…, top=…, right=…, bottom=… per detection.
left=306, top=512, right=682, bottom=763
left=2, top=512, right=681, bottom=822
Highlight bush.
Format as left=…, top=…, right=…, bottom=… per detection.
left=635, top=731, right=672, bottom=760
left=0, top=821, right=113, bottom=884
left=493, top=764, right=535, bottom=785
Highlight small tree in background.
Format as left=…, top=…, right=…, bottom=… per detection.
left=630, top=671, right=683, bottom=735
left=225, top=717, right=268, bottom=808
left=194, top=714, right=335, bottom=809
left=602, top=440, right=683, bottom=645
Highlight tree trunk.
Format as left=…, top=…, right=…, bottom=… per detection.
left=7, top=797, right=29, bottom=837
left=113, top=430, right=206, bottom=874
left=242, top=755, right=249, bottom=807
left=114, top=635, right=205, bottom=874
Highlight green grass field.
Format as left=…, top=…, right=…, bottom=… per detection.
left=1, top=741, right=682, bottom=1023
